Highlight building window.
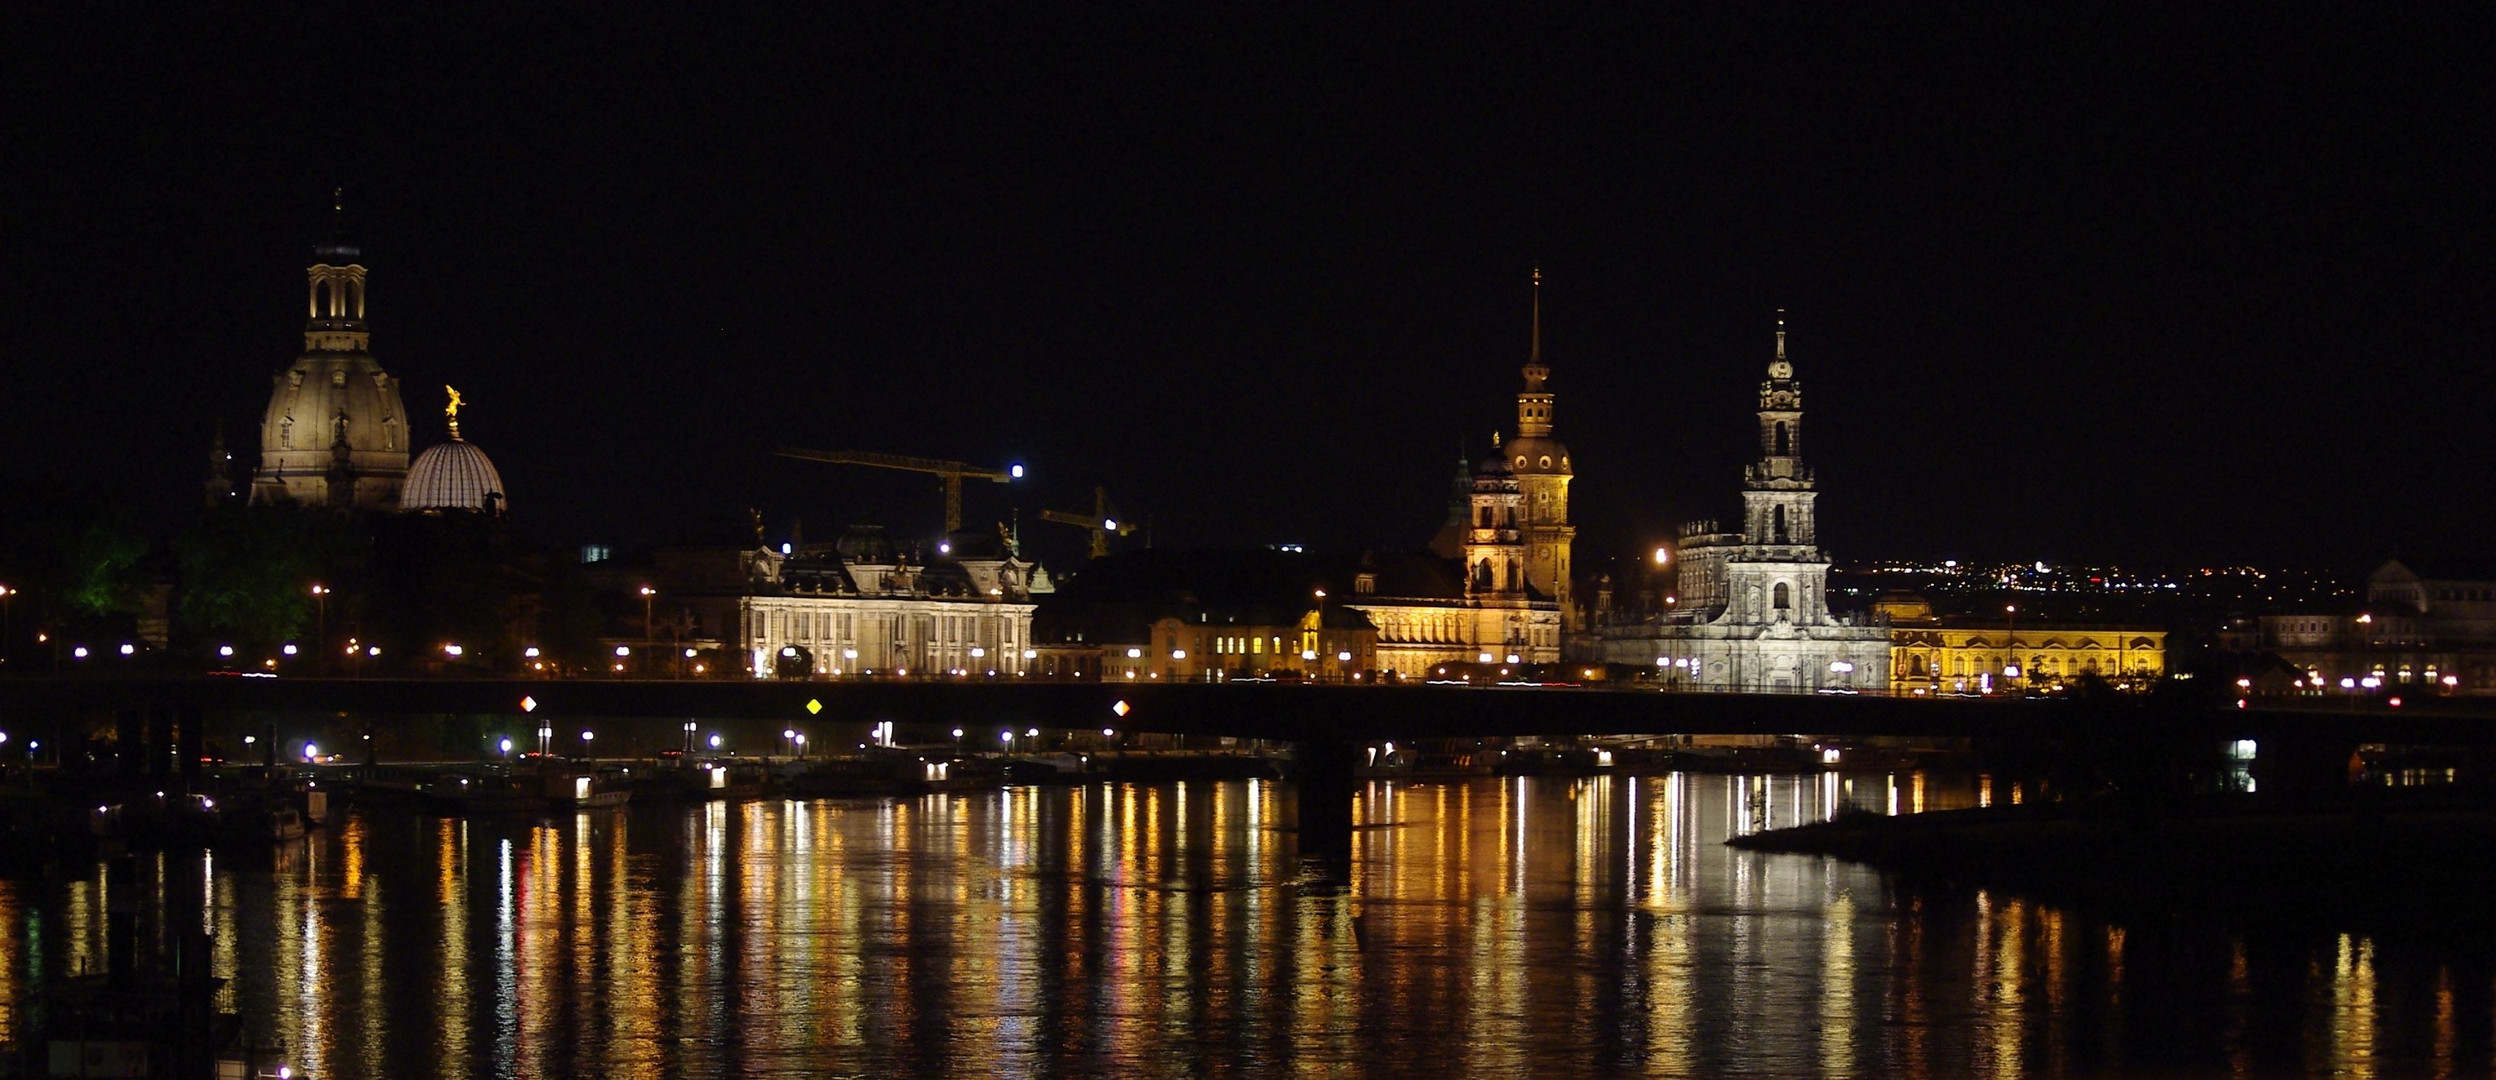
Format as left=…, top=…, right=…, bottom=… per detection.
left=1773, top=582, right=1791, bottom=610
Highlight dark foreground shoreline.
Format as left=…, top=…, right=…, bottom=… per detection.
left=1730, top=794, right=2496, bottom=945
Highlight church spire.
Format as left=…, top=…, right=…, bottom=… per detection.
left=1516, top=268, right=1555, bottom=438
left=1529, top=267, right=1543, bottom=367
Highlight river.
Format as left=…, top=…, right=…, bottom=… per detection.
left=3, top=773, right=2489, bottom=1077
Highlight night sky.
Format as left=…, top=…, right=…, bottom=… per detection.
left=8, top=8, right=2489, bottom=574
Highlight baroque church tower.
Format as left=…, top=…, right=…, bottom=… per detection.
left=1721, top=310, right=1832, bottom=626
left=251, top=197, right=411, bottom=509
left=1500, top=269, right=1578, bottom=628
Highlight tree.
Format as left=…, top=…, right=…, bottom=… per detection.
left=174, top=503, right=360, bottom=651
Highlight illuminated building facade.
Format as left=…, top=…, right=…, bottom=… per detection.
left=2260, top=560, right=2496, bottom=696
left=250, top=206, right=411, bottom=509
left=1877, top=594, right=2166, bottom=694
left=1579, top=316, right=1891, bottom=692
left=1350, top=272, right=1571, bottom=671
left=660, top=527, right=1044, bottom=678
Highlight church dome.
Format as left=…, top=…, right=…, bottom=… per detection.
left=401, top=438, right=507, bottom=514
left=401, top=387, right=506, bottom=514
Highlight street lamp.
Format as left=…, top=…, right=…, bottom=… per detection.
left=0, top=583, right=14, bottom=668
left=639, top=586, right=656, bottom=668
left=310, top=584, right=328, bottom=672
left=2002, top=604, right=2021, bottom=690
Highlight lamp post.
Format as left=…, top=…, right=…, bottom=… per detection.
left=310, top=584, right=328, bottom=674
left=0, top=583, right=14, bottom=670
left=2003, top=603, right=2020, bottom=694
left=639, top=586, right=656, bottom=674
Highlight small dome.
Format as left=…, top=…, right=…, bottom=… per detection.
left=401, top=439, right=507, bottom=515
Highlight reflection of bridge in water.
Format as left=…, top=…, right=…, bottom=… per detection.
left=6, top=677, right=2489, bottom=872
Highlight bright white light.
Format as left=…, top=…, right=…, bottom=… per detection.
left=444, top=644, right=464, bottom=657
left=1171, top=649, right=1185, bottom=659
left=781, top=542, right=793, bottom=555
left=281, top=644, right=298, bottom=656
left=1010, top=463, right=1025, bottom=479
left=119, top=643, right=135, bottom=656
left=615, top=645, right=631, bottom=657
left=498, top=738, right=513, bottom=753
left=1478, top=653, right=1494, bottom=663
left=708, top=734, right=722, bottom=748
left=1126, top=647, right=1142, bottom=658
left=219, top=645, right=234, bottom=657
left=1338, top=651, right=1351, bottom=662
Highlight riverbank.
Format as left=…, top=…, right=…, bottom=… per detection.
left=1729, top=792, right=2496, bottom=941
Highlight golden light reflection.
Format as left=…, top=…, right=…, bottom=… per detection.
left=8, top=775, right=2479, bottom=1077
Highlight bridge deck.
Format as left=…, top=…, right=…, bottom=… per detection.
left=1, top=677, right=2485, bottom=745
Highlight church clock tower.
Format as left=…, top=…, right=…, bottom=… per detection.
left=251, top=196, right=410, bottom=510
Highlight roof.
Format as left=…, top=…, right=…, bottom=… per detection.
left=400, top=439, right=506, bottom=514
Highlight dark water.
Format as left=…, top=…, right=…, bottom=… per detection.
left=5, top=774, right=2493, bottom=1078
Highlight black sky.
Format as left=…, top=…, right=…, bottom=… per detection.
left=7, top=7, right=2490, bottom=573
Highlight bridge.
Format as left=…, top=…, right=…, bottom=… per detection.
left=0, top=676, right=2484, bottom=744
left=5, top=677, right=2486, bottom=876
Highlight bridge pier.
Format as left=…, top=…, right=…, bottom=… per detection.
left=1291, top=738, right=1360, bottom=885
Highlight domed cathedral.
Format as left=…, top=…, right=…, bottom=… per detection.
left=1576, top=312, right=1891, bottom=693
left=400, top=386, right=509, bottom=515
left=1346, top=270, right=1572, bottom=672
left=249, top=198, right=411, bottom=510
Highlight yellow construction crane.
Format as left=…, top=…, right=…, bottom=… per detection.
left=775, top=448, right=1023, bottom=533
left=1037, top=486, right=1137, bottom=558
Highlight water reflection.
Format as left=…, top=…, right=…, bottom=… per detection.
left=0, top=772, right=2489, bottom=1077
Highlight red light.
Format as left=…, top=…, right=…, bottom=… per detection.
left=2389, top=697, right=2403, bottom=708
